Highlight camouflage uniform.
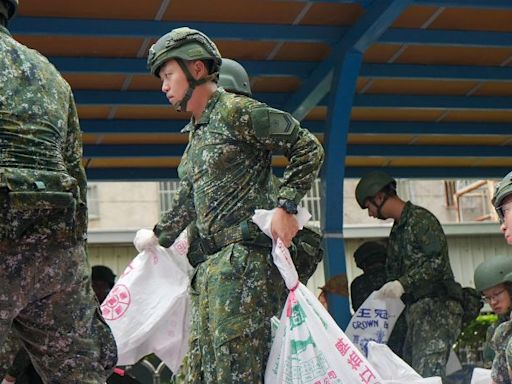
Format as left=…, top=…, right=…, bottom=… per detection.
left=350, top=267, right=387, bottom=311
left=484, top=315, right=508, bottom=367
left=155, top=88, right=324, bottom=383
left=387, top=202, right=463, bottom=380
left=0, top=24, right=117, bottom=382
left=492, top=320, right=512, bottom=384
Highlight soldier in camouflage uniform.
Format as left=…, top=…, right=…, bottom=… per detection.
left=356, top=171, right=463, bottom=381
left=475, top=256, right=512, bottom=369
left=490, top=172, right=512, bottom=383
left=0, top=1, right=117, bottom=382
left=350, top=241, right=388, bottom=311
left=137, top=27, right=324, bottom=383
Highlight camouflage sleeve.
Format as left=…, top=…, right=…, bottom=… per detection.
left=397, top=211, right=447, bottom=290
left=248, top=106, right=324, bottom=203
left=64, top=91, right=88, bottom=239
left=153, top=160, right=196, bottom=248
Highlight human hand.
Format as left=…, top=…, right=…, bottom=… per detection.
left=271, top=208, right=299, bottom=247
left=376, top=280, right=404, bottom=299
left=133, top=229, right=159, bottom=252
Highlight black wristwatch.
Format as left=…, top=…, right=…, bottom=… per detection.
left=277, top=198, right=298, bottom=215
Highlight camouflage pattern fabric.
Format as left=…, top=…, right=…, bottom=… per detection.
left=402, top=298, right=462, bottom=380
left=387, top=202, right=463, bottom=379
left=483, top=315, right=508, bottom=367
left=157, top=88, right=323, bottom=382
left=0, top=25, right=117, bottom=382
left=154, top=88, right=324, bottom=245
left=491, top=319, right=512, bottom=384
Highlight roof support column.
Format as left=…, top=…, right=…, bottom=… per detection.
left=320, top=0, right=411, bottom=328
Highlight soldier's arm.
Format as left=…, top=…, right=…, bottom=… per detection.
left=249, top=106, right=324, bottom=204
left=153, top=160, right=196, bottom=248
left=398, top=213, right=447, bottom=290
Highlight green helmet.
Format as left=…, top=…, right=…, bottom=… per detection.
left=355, top=171, right=396, bottom=209
left=354, top=241, right=387, bottom=270
left=474, top=256, right=512, bottom=293
left=91, top=265, right=116, bottom=288
left=218, top=58, right=252, bottom=97
left=492, top=171, right=512, bottom=220
left=147, top=26, right=222, bottom=78
left=0, top=0, right=17, bottom=20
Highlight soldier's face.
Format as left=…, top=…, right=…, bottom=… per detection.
left=482, top=283, right=511, bottom=315
left=159, top=60, right=189, bottom=107
left=500, top=195, right=512, bottom=245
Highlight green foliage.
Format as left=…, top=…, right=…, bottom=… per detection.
left=455, top=313, right=498, bottom=348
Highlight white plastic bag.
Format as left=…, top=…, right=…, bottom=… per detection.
left=470, top=367, right=491, bottom=384
left=101, top=230, right=192, bottom=372
left=367, top=341, right=442, bottom=384
left=252, top=209, right=383, bottom=384
left=345, top=291, right=405, bottom=356
left=266, top=283, right=383, bottom=384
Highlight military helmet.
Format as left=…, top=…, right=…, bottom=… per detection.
left=147, top=27, right=222, bottom=78
left=492, top=171, right=512, bottom=219
left=354, top=241, right=387, bottom=270
left=218, top=58, right=252, bottom=96
left=474, top=256, right=512, bottom=293
left=355, top=171, right=396, bottom=209
left=0, top=0, right=17, bottom=20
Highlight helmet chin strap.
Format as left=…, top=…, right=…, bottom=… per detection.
left=371, top=194, right=390, bottom=220
left=174, top=59, right=218, bottom=112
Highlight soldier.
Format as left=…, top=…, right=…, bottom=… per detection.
left=473, top=256, right=512, bottom=382
left=489, top=172, right=512, bottom=383
left=136, top=27, right=324, bottom=383
left=91, top=265, right=117, bottom=304
left=0, top=1, right=117, bottom=382
left=355, top=171, right=463, bottom=381
left=350, top=241, right=388, bottom=311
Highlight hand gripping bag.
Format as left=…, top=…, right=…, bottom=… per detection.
left=101, top=230, right=192, bottom=372
left=252, top=209, right=383, bottom=384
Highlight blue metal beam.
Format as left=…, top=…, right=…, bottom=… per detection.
left=85, top=165, right=512, bottom=181
left=305, top=0, right=512, bottom=8
left=344, top=166, right=512, bottom=179
left=51, top=56, right=512, bottom=82
left=11, top=18, right=512, bottom=48
left=347, top=144, right=511, bottom=157
left=349, top=121, right=512, bottom=135
left=381, top=28, right=512, bottom=47
left=10, top=17, right=342, bottom=43
left=80, top=119, right=512, bottom=136
left=50, top=57, right=317, bottom=78
left=360, top=63, right=512, bottom=81
left=286, top=0, right=411, bottom=120
left=73, top=90, right=512, bottom=110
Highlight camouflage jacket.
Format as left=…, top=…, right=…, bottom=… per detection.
left=387, top=202, right=456, bottom=296
left=155, top=88, right=324, bottom=244
left=491, top=319, right=512, bottom=384
left=0, top=26, right=87, bottom=234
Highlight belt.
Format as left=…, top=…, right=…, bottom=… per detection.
left=199, top=220, right=271, bottom=256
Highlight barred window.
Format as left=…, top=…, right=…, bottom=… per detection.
left=159, top=181, right=180, bottom=213
left=87, top=184, right=100, bottom=219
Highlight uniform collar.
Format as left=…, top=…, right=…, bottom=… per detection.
left=394, top=200, right=413, bottom=229
left=182, top=88, right=224, bottom=133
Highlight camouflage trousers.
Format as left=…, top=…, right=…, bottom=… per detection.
left=175, top=242, right=284, bottom=383
left=0, top=242, right=118, bottom=383
left=403, top=297, right=463, bottom=381
left=492, top=319, right=512, bottom=384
